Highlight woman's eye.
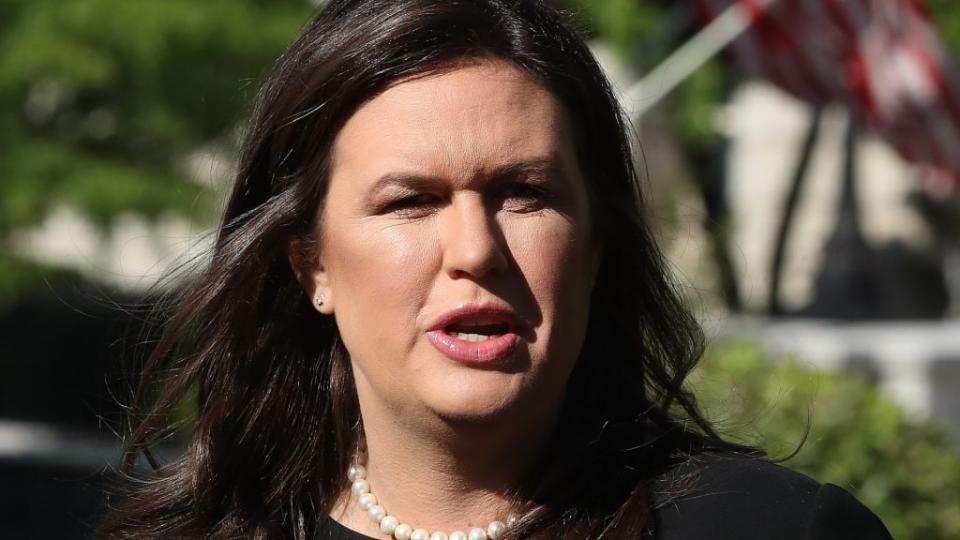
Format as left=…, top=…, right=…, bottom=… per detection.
left=499, top=183, right=550, bottom=212
left=383, top=194, right=441, bottom=216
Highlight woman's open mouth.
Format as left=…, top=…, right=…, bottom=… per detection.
left=426, top=306, right=525, bottom=365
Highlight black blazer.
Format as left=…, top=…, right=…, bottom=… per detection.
left=651, top=452, right=892, bottom=539
left=316, top=452, right=892, bottom=539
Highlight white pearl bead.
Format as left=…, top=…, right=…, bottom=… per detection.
left=449, top=532, right=467, bottom=540
left=351, top=479, right=370, bottom=497
left=357, top=492, right=377, bottom=510
left=368, top=505, right=386, bottom=523
left=487, top=521, right=506, bottom=539
left=380, top=515, right=399, bottom=535
left=429, top=533, right=448, bottom=540
left=505, top=515, right=518, bottom=527
left=393, top=523, right=413, bottom=540
left=411, top=529, right=430, bottom=540
left=347, top=464, right=366, bottom=481
left=468, top=527, right=487, bottom=540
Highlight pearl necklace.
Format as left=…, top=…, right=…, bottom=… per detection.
left=348, top=464, right=510, bottom=540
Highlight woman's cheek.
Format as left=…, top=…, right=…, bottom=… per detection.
left=347, top=222, right=438, bottom=321
left=350, top=219, right=438, bottom=273
left=506, top=215, right=584, bottom=273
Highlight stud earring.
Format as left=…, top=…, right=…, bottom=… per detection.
left=314, top=293, right=325, bottom=309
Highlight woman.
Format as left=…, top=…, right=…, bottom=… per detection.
left=100, top=1, right=892, bottom=539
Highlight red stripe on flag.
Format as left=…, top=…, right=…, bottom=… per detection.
left=823, top=0, right=878, bottom=117
left=744, top=0, right=831, bottom=103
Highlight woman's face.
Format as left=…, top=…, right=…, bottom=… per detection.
left=309, top=60, right=600, bottom=425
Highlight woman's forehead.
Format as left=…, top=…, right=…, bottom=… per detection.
left=328, top=59, right=577, bottom=185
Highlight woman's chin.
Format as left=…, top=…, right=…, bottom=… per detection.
left=421, top=372, right=529, bottom=423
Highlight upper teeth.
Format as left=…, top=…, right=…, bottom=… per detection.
left=452, top=332, right=495, bottom=342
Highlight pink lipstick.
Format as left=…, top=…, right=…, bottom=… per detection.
left=426, top=304, right=525, bottom=366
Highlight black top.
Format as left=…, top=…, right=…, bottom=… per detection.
left=315, top=452, right=892, bottom=539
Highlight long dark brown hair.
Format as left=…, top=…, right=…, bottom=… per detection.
left=99, top=1, right=760, bottom=538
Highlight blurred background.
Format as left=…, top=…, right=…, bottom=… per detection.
left=2, top=0, right=959, bottom=538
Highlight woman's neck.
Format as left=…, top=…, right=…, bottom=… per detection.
left=333, top=393, right=560, bottom=537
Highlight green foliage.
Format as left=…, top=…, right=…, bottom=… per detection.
left=565, top=0, right=668, bottom=64
left=0, top=0, right=313, bottom=306
left=927, top=0, right=960, bottom=59
left=674, top=58, right=726, bottom=152
left=691, top=344, right=960, bottom=540
left=564, top=0, right=727, bottom=162
left=0, top=253, right=82, bottom=309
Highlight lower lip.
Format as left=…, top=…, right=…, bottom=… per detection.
left=426, top=330, right=522, bottom=366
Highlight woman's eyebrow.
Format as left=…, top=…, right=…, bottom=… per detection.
left=369, top=157, right=567, bottom=193
left=486, top=157, right=566, bottom=184
left=369, top=173, right=443, bottom=194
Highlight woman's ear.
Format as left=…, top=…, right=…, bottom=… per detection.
left=287, top=237, right=334, bottom=314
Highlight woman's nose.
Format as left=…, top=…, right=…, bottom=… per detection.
left=440, top=193, right=509, bottom=280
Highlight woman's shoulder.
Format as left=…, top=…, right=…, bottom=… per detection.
left=650, top=451, right=892, bottom=540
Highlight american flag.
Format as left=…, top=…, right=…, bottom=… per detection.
left=693, top=0, right=960, bottom=191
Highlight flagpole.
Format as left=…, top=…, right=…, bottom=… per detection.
left=624, top=0, right=776, bottom=119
